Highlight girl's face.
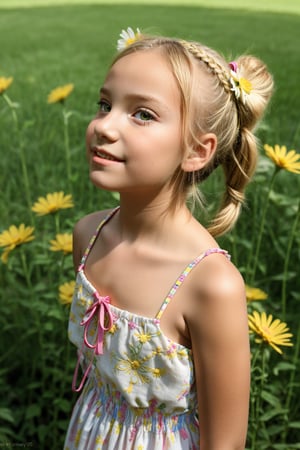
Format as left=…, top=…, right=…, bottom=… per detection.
left=86, top=49, right=183, bottom=197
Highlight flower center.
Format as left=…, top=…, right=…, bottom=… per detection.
left=239, top=77, right=252, bottom=94
left=131, top=360, right=140, bottom=370
left=126, top=37, right=136, bottom=46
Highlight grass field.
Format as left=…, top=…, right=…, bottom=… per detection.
left=0, top=0, right=300, bottom=14
left=1, top=1, right=300, bottom=448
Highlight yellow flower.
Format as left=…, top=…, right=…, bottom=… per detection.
left=59, top=280, right=75, bottom=305
left=264, top=144, right=300, bottom=174
left=136, top=332, right=152, bottom=343
left=31, top=191, right=74, bottom=215
left=248, top=311, right=293, bottom=354
left=108, top=324, right=118, bottom=334
left=47, top=83, right=74, bottom=104
left=229, top=69, right=252, bottom=104
left=151, top=368, right=165, bottom=378
left=50, top=233, right=72, bottom=254
left=0, top=77, right=13, bottom=94
left=245, top=285, right=268, bottom=302
left=0, top=224, right=34, bottom=263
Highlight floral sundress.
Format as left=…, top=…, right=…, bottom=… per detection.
left=64, top=208, right=229, bottom=449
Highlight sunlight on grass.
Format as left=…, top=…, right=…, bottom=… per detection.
left=0, top=0, right=299, bottom=14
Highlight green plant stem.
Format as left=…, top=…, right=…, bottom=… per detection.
left=249, top=168, right=279, bottom=284
left=20, top=247, right=47, bottom=394
left=62, top=106, right=72, bottom=192
left=250, top=345, right=268, bottom=450
left=20, top=247, right=32, bottom=290
left=281, top=198, right=300, bottom=320
left=281, top=321, right=300, bottom=443
left=54, top=212, right=60, bottom=235
left=57, top=253, right=66, bottom=286
left=3, top=93, right=33, bottom=224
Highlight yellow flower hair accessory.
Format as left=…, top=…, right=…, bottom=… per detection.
left=117, top=27, right=141, bottom=51
left=229, top=61, right=252, bottom=105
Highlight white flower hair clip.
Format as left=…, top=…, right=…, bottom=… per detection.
left=229, top=61, right=252, bottom=104
left=117, top=27, right=141, bottom=51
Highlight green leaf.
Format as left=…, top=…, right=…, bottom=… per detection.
left=289, top=422, right=300, bottom=429
left=0, top=407, right=14, bottom=424
left=273, top=361, right=296, bottom=375
left=25, top=403, right=41, bottom=420
left=261, top=390, right=280, bottom=408
left=260, top=408, right=288, bottom=421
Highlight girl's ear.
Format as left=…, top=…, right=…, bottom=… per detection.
left=181, top=133, right=217, bottom=173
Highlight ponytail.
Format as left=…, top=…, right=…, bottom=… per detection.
left=208, top=128, right=258, bottom=236
left=207, top=56, right=274, bottom=236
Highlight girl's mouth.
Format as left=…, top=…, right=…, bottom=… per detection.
left=92, top=149, right=124, bottom=162
left=95, top=150, right=117, bottom=161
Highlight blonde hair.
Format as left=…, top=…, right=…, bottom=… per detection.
left=112, top=36, right=274, bottom=236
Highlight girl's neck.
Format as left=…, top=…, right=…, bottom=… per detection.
left=116, top=192, right=192, bottom=244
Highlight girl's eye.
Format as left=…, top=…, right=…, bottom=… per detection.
left=134, top=109, right=154, bottom=122
left=97, top=100, right=111, bottom=113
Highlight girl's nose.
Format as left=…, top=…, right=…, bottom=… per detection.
left=93, top=111, right=120, bottom=142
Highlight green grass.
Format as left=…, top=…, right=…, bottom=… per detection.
left=0, top=1, right=300, bottom=448
left=0, top=2, right=299, bottom=201
left=0, top=0, right=300, bottom=15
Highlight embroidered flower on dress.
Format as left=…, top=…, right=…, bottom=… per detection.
left=135, top=331, right=155, bottom=343
left=117, top=27, right=141, bottom=51
left=113, top=342, right=155, bottom=388
left=128, top=321, right=137, bottom=330
left=151, top=368, right=165, bottom=378
left=108, top=324, right=118, bottom=334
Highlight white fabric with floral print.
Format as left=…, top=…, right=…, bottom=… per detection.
left=64, top=209, right=229, bottom=449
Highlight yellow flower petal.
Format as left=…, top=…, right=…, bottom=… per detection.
left=245, top=285, right=268, bottom=302
left=0, top=77, right=13, bottom=94
left=239, top=77, right=252, bottom=94
left=32, top=191, right=74, bottom=216
left=47, top=83, right=74, bottom=104
left=50, top=233, right=73, bottom=254
left=264, top=144, right=300, bottom=174
left=248, top=311, right=293, bottom=354
left=0, top=224, right=35, bottom=263
left=59, top=280, right=75, bottom=305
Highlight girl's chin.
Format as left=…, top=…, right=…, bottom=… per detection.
left=88, top=172, right=119, bottom=192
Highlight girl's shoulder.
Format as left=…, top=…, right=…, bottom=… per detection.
left=196, top=250, right=244, bottom=303
left=72, top=209, right=114, bottom=269
left=74, top=209, right=112, bottom=237
left=185, top=251, right=246, bottom=333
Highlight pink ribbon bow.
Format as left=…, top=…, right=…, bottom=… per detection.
left=80, top=292, right=114, bottom=355
left=72, top=292, right=114, bottom=392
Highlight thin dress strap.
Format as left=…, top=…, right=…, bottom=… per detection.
left=78, top=207, right=120, bottom=272
left=155, top=248, right=230, bottom=320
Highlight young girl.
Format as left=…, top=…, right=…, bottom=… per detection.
left=64, top=28, right=273, bottom=449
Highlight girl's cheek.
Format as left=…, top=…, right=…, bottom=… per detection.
left=86, top=122, right=94, bottom=144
